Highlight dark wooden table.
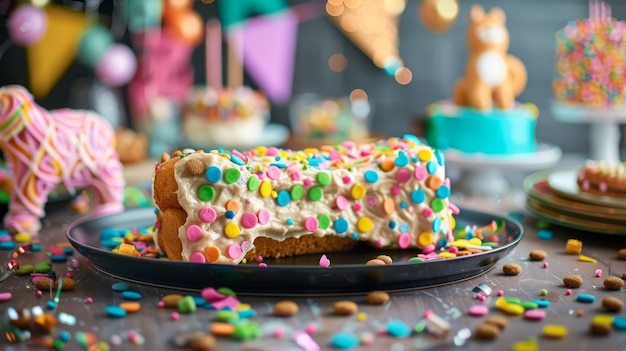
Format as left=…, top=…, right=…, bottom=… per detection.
left=1, top=185, right=626, bottom=351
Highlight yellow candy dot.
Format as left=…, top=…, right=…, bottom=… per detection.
left=224, top=223, right=241, bottom=238
left=351, top=184, right=366, bottom=199
left=449, top=239, right=468, bottom=248
left=439, top=252, right=457, bottom=259
left=416, top=232, right=434, bottom=248
left=259, top=181, right=272, bottom=197
left=592, top=315, right=614, bottom=325
left=504, top=304, right=525, bottom=315
left=237, top=303, right=252, bottom=311
left=417, top=149, right=433, bottom=162
left=511, top=341, right=538, bottom=351
left=271, top=191, right=278, bottom=199
left=357, top=217, right=373, bottom=232
left=495, top=297, right=509, bottom=311
left=542, top=324, right=568, bottom=339
left=13, top=233, right=32, bottom=243
left=357, top=312, right=367, bottom=322
left=449, top=215, right=456, bottom=230
left=468, top=237, right=482, bottom=246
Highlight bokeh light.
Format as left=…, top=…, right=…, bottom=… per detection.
left=329, top=54, right=348, bottom=72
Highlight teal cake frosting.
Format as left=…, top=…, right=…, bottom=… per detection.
left=425, top=101, right=538, bottom=155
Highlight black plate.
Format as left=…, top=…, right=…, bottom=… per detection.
left=66, top=207, right=523, bottom=295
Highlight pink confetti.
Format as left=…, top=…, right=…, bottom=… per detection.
left=595, top=269, right=603, bottom=277
left=566, top=289, right=572, bottom=296
left=497, top=290, right=504, bottom=297
left=293, top=330, right=320, bottom=351
left=241, top=212, right=259, bottom=229
left=319, top=254, right=331, bottom=268
left=211, top=295, right=241, bottom=310
left=201, top=287, right=225, bottom=302
left=543, top=262, right=549, bottom=268
left=305, top=323, right=317, bottom=335
left=171, top=312, right=180, bottom=320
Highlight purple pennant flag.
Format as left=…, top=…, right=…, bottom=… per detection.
left=238, top=10, right=298, bottom=105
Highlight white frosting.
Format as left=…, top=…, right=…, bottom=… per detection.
left=477, top=50, right=507, bottom=87
left=154, top=137, right=456, bottom=265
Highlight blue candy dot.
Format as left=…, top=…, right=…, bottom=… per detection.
left=532, top=299, right=550, bottom=308
left=435, top=149, right=445, bottom=166
left=230, top=154, right=244, bottom=166
left=121, top=291, right=142, bottom=300
left=364, top=170, right=379, bottom=183
left=395, top=151, right=409, bottom=167
left=537, top=229, right=554, bottom=240
left=400, top=223, right=410, bottom=233
left=330, top=332, right=360, bottom=349
left=399, top=201, right=407, bottom=209
left=411, top=189, right=425, bottom=204
left=0, top=241, right=15, bottom=250
left=105, top=306, right=127, bottom=318
left=437, top=238, right=449, bottom=248
left=277, top=190, right=291, bottom=207
left=436, top=185, right=450, bottom=198
left=386, top=319, right=412, bottom=338
left=334, top=218, right=349, bottom=234
left=614, top=316, right=626, bottom=330
left=577, top=294, right=595, bottom=303
left=225, top=210, right=236, bottom=219
left=432, top=217, right=441, bottom=232
left=111, top=282, right=131, bottom=292
left=205, top=166, right=222, bottom=183
left=388, top=221, right=397, bottom=229
left=286, top=218, right=294, bottom=225
left=50, top=255, right=67, bottom=263
left=352, top=232, right=358, bottom=240
left=426, top=161, right=437, bottom=174
left=58, top=331, right=72, bottom=342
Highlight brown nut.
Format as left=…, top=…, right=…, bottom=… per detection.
left=273, top=300, right=299, bottom=317
left=528, top=250, right=547, bottom=261
left=366, top=291, right=390, bottom=305
left=502, top=263, right=522, bottom=275
left=603, top=276, right=624, bottom=290
left=562, top=275, right=583, bottom=288
left=333, top=300, right=358, bottom=315
left=602, top=296, right=624, bottom=312
left=376, top=255, right=393, bottom=264
left=161, top=294, right=184, bottom=308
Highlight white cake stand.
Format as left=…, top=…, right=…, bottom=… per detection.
left=551, top=101, right=626, bottom=163
left=445, top=144, right=562, bottom=195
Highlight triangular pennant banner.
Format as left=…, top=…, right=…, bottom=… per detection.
left=26, top=4, right=89, bottom=98
left=327, top=0, right=405, bottom=71
left=238, top=10, right=298, bottom=105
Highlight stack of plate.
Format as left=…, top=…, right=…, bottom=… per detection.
left=523, top=167, right=626, bottom=234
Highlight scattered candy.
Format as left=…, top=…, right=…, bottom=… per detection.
left=543, top=324, right=568, bottom=339
left=578, top=255, right=597, bottom=263
left=468, top=305, right=489, bottom=317
left=111, top=282, right=132, bottom=292
left=105, top=306, right=127, bottom=318
left=330, top=332, right=360, bottom=349
left=576, top=293, right=596, bottom=303
left=595, top=269, right=603, bottom=277
left=565, top=239, right=582, bottom=254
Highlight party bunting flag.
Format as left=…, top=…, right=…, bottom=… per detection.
left=236, top=10, right=298, bottom=105
left=26, top=4, right=89, bottom=98
left=217, top=0, right=287, bottom=29
left=327, top=0, right=406, bottom=73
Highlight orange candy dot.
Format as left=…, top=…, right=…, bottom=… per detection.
left=204, top=246, right=221, bottom=263
left=225, top=199, right=241, bottom=214
left=426, top=175, right=442, bottom=189
left=382, top=198, right=395, bottom=215
left=119, top=302, right=141, bottom=313
left=210, top=322, right=236, bottom=336
left=380, top=159, right=395, bottom=172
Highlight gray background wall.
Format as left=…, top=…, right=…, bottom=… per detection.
left=1, top=0, right=625, bottom=157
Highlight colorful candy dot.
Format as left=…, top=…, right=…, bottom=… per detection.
left=334, top=218, right=349, bottom=234
left=185, top=225, right=203, bottom=242
left=224, top=168, right=241, bottom=184
left=357, top=217, right=373, bottom=232
left=257, top=209, right=270, bottom=224
left=411, top=189, right=425, bottom=204
left=351, top=184, right=366, bottom=199
left=304, top=217, right=319, bottom=232
left=241, top=213, right=258, bottom=229
left=316, top=172, right=331, bottom=186
left=364, top=170, right=379, bottom=183
left=189, top=252, right=206, bottom=263
left=290, top=185, right=304, bottom=200
left=308, top=186, right=323, bottom=201
left=205, top=166, right=222, bottom=183
left=198, top=207, right=217, bottom=223
left=318, top=214, right=331, bottom=229
left=224, top=223, right=241, bottom=238
left=247, top=175, right=260, bottom=191
left=198, top=185, right=215, bottom=201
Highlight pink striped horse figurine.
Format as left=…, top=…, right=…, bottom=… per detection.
left=0, top=85, right=125, bottom=233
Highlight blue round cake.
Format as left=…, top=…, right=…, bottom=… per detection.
left=425, top=101, right=538, bottom=155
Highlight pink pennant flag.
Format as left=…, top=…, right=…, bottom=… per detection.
left=238, top=10, right=298, bottom=105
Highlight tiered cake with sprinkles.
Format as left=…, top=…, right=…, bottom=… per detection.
left=553, top=2, right=626, bottom=107
left=152, top=135, right=457, bottom=265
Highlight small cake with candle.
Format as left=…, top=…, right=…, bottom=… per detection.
left=151, top=135, right=457, bottom=264
left=577, top=160, right=626, bottom=198
left=289, top=92, right=371, bottom=146
left=553, top=1, right=626, bottom=108
left=181, top=86, right=270, bottom=148
left=425, top=4, right=539, bottom=155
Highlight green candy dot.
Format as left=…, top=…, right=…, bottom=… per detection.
left=198, top=184, right=216, bottom=201
left=318, top=214, right=331, bottom=229
left=217, top=287, right=237, bottom=297
left=224, top=168, right=241, bottom=184
left=177, top=295, right=197, bottom=314
left=247, top=175, right=260, bottom=191
left=290, top=185, right=304, bottom=200
left=34, top=262, right=52, bottom=273
left=232, top=320, right=261, bottom=341
left=431, top=198, right=445, bottom=212
left=316, top=172, right=331, bottom=186
left=308, top=186, right=323, bottom=201
left=15, top=264, right=34, bottom=276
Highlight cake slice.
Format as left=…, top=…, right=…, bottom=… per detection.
left=577, top=160, right=626, bottom=198
left=152, top=135, right=457, bottom=265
